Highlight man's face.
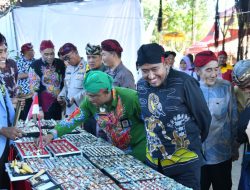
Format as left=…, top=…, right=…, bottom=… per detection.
left=0, top=44, right=7, bottom=62
left=41, top=48, right=55, bottom=64
left=24, top=49, right=35, bottom=60
left=164, top=54, right=175, bottom=67
left=62, top=51, right=79, bottom=66
left=140, top=62, right=170, bottom=87
left=218, top=55, right=227, bottom=66
left=86, top=90, right=110, bottom=106
left=197, top=60, right=219, bottom=86
left=101, top=50, right=114, bottom=67
left=87, top=55, right=102, bottom=69
left=0, top=44, right=7, bottom=68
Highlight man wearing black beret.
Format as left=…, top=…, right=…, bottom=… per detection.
left=164, top=50, right=176, bottom=68
left=136, top=43, right=211, bottom=190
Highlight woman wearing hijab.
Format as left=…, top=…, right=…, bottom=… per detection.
left=179, top=56, right=198, bottom=80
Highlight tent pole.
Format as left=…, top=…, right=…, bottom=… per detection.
left=11, top=6, right=19, bottom=58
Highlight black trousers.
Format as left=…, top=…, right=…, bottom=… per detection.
left=201, top=159, right=232, bottom=190
left=0, top=141, right=10, bottom=189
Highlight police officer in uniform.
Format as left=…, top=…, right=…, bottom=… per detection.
left=57, top=43, right=88, bottom=116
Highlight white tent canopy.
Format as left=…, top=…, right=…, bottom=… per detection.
left=0, top=0, right=144, bottom=80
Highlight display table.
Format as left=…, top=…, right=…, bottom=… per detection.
left=6, top=123, right=192, bottom=190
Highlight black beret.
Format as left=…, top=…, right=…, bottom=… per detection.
left=136, top=43, right=165, bottom=68
left=164, top=51, right=176, bottom=58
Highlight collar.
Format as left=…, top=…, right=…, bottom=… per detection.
left=99, top=89, right=117, bottom=112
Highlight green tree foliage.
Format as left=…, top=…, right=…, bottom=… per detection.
left=142, top=0, right=209, bottom=48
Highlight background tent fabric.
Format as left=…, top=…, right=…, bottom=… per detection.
left=0, top=0, right=144, bottom=80
left=0, top=11, right=17, bottom=58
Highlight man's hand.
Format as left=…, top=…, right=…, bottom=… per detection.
left=0, top=127, right=24, bottom=140
left=70, top=97, right=75, bottom=105
left=18, top=98, right=26, bottom=110
left=232, top=141, right=241, bottom=161
left=57, top=96, right=66, bottom=106
left=35, top=134, right=53, bottom=146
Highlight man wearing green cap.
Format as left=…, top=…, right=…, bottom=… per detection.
left=40, top=71, right=146, bottom=161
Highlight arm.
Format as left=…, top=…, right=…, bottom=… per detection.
left=49, top=98, right=91, bottom=139
left=18, top=73, right=29, bottom=79
left=29, top=66, right=41, bottom=93
left=184, top=78, right=212, bottom=142
left=0, top=127, right=24, bottom=140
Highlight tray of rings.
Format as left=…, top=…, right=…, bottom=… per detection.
left=81, top=146, right=125, bottom=158
left=88, top=155, right=143, bottom=170
left=103, top=165, right=165, bottom=183
left=26, top=156, right=95, bottom=172
left=17, top=119, right=57, bottom=129
left=21, top=128, right=48, bottom=138
left=48, top=168, right=120, bottom=190
left=15, top=142, right=50, bottom=159
left=120, top=178, right=192, bottom=190
left=46, top=139, right=81, bottom=157
left=63, top=133, right=110, bottom=148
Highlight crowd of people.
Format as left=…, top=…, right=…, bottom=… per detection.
left=0, top=32, right=250, bottom=190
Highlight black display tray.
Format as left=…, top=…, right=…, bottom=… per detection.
left=29, top=171, right=62, bottom=190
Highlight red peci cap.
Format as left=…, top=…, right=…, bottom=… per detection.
left=194, top=51, right=217, bottom=67
left=40, top=40, right=54, bottom=51
left=217, top=50, right=227, bottom=57
left=21, top=43, right=33, bottom=53
left=101, top=39, right=123, bottom=54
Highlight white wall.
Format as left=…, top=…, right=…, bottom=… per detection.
left=0, top=0, right=144, bottom=80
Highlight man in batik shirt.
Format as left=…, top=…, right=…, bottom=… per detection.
left=136, top=43, right=211, bottom=190
left=0, top=35, right=18, bottom=105
left=29, top=40, right=65, bottom=120
left=41, top=71, right=146, bottom=162
left=17, top=43, right=35, bottom=120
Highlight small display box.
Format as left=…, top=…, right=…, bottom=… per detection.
left=15, top=142, right=50, bottom=159
left=46, top=139, right=81, bottom=157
